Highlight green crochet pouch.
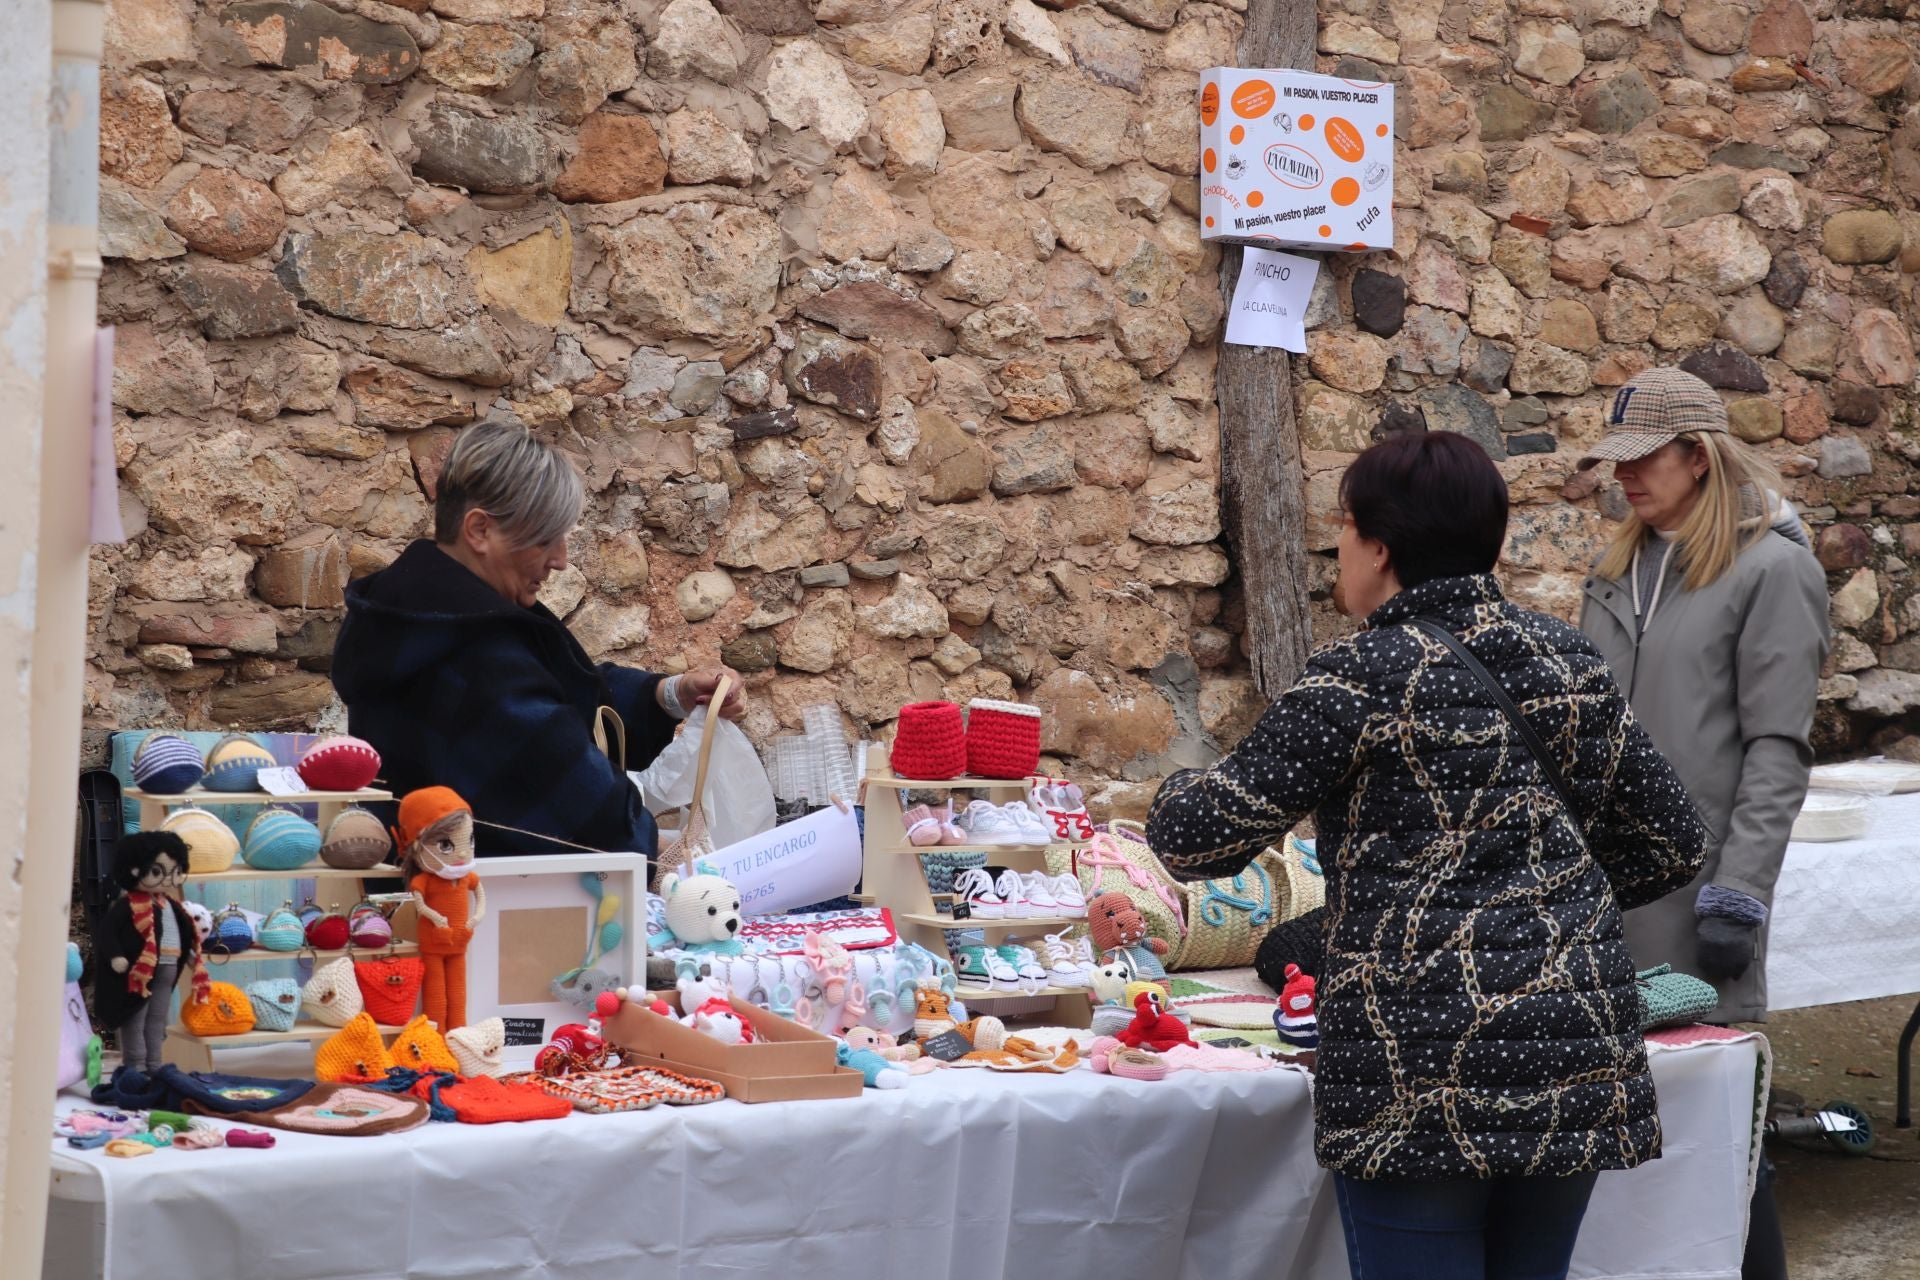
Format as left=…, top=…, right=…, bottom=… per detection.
left=1636, top=964, right=1719, bottom=1030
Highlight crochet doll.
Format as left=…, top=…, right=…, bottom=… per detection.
left=395, top=787, right=486, bottom=1032
left=96, top=832, right=211, bottom=1074
left=1087, top=892, right=1172, bottom=988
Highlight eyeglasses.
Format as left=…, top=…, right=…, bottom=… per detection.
left=142, top=866, right=189, bottom=883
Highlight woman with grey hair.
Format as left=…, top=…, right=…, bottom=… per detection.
left=332, top=420, right=743, bottom=858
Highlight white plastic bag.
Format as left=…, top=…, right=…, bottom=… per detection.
left=632, top=707, right=777, bottom=850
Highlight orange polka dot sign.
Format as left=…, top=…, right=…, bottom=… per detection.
left=1199, top=68, right=1394, bottom=253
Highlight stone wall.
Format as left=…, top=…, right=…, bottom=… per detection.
left=1297, top=0, right=1920, bottom=757
left=89, top=0, right=1920, bottom=810
left=91, top=0, right=1253, bottom=811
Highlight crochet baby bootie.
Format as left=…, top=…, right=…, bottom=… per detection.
left=1273, top=964, right=1319, bottom=1050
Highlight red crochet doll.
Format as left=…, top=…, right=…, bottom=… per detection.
left=395, top=787, right=486, bottom=1032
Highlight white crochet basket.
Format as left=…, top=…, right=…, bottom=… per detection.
left=1790, top=791, right=1871, bottom=843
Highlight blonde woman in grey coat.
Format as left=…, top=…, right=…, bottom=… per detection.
left=1577, top=366, right=1829, bottom=1280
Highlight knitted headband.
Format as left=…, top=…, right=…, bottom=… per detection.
left=392, top=786, right=473, bottom=853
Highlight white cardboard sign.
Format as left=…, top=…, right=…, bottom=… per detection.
left=1224, top=248, right=1320, bottom=352
left=707, top=804, right=862, bottom=917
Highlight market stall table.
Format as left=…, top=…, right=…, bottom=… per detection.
left=44, top=1033, right=1760, bottom=1280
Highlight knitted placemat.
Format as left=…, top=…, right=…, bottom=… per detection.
left=225, top=1082, right=431, bottom=1136
left=524, top=1064, right=727, bottom=1113
left=1168, top=977, right=1280, bottom=1029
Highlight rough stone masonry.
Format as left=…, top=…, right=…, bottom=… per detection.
left=92, top=0, right=1920, bottom=814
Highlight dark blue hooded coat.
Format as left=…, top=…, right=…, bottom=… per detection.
left=331, top=540, right=676, bottom=858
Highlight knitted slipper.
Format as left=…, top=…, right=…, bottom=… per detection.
left=1106, top=1048, right=1169, bottom=1081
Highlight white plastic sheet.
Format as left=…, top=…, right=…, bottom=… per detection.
left=631, top=707, right=777, bottom=849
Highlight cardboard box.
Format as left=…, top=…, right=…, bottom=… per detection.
left=602, top=993, right=863, bottom=1102
left=1199, top=67, right=1395, bottom=253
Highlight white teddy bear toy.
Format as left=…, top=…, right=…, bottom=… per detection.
left=661, top=869, right=746, bottom=955
left=672, top=962, right=752, bottom=1044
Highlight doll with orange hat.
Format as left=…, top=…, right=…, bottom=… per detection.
left=394, top=787, right=486, bottom=1031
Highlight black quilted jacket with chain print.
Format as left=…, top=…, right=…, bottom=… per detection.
left=1147, top=574, right=1707, bottom=1183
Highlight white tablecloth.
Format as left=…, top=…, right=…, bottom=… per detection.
left=44, top=1038, right=1758, bottom=1280
left=1768, top=790, right=1920, bottom=1010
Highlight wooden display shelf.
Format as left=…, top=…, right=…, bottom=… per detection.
left=862, top=774, right=1033, bottom=792
left=129, top=785, right=392, bottom=833
left=167, top=1020, right=407, bottom=1048
left=189, top=863, right=403, bottom=883
left=208, top=942, right=419, bottom=963
left=898, top=911, right=1086, bottom=931
left=880, top=842, right=1088, bottom=855
left=956, top=985, right=1090, bottom=1002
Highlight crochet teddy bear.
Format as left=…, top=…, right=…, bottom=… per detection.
left=662, top=869, right=745, bottom=955
left=1087, top=891, right=1171, bottom=986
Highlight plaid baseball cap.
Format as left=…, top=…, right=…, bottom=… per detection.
left=1577, top=368, right=1729, bottom=470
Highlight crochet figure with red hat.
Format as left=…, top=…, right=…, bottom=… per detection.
left=1116, top=986, right=1196, bottom=1053
left=1273, top=963, right=1319, bottom=1051
left=395, top=787, right=486, bottom=1031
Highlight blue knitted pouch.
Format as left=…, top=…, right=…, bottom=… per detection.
left=245, top=979, right=302, bottom=1032
left=131, top=733, right=204, bottom=795
left=243, top=808, right=322, bottom=871
left=257, top=903, right=306, bottom=952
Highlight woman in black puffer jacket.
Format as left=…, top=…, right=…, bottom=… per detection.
left=1147, top=433, right=1706, bottom=1280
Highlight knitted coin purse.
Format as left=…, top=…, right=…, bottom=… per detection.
left=132, top=733, right=204, bottom=795
left=245, top=979, right=302, bottom=1033
left=206, top=904, right=255, bottom=956
left=256, top=902, right=306, bottom=952
left=160, top=807, right=239, bottom=875
left=182, top=982, right=256, bottom=1037
left=890, top=702, right=967, bottom=780
left=447, top=1018, right=507, bottom=1078
left=1636, top=965, right=1720, bottom=1030
left=963, top=699, right=1043, bottom=780
left=302, top=957, right=364, bottom=1027
left=392, top=1014, right=461, bottom=1074
left=315, top=1012, right=396, bottom=1082
left=203, top=734, right=276, bottom=793
left=305, top=905, right=351, bottom=952
left=354, top=954, right=425, bottom=1026
left=296, top=735, right=382, bottom=791
left=242, top=808, right=322, bottom=871
left=320, top=806, right=392, bottom=871
left=348, top=902, right=394, bottom=949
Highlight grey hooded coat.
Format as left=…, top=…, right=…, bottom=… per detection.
left=1580, top=528, right=1830, bottom=1022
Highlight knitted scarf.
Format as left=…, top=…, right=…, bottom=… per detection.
left=127, top=892, right=211, bottom=1007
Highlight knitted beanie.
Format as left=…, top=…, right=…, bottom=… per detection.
left=1254, top=906, right=1326, bottom=993
left=440, top=1076, right=573, bottom=1124
left=392, top=786, right=473, bottom=853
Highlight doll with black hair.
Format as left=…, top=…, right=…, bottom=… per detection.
left=95, top=831, right=211, bottom=1074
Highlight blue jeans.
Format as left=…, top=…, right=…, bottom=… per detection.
left=1333, top=1171, right=1600, bottom=1280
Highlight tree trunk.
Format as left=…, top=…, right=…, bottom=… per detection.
left=1217, top=0, right=1320, bottom=698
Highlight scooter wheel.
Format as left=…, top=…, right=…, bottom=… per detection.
left=1822, top=1100, right=1875, bottom=1156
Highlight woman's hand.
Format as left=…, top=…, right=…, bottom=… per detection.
left=679, top=665, right=747, bottom=720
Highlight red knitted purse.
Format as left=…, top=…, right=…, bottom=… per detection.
left=965, top=699, right=1043, bottom=780
left=890, top=702, right=967, bottom=780
left=354, top=955, right=425, bottom=1027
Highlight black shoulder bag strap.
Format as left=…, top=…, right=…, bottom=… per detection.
left=1407, top=617, right=1585, bottom=839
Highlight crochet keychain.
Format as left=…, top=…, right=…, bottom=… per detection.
left=393, top=788, right=486, bottom=1032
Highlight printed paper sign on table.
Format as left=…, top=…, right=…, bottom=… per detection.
left=709, top=803, right=862, bottom=917
left=1224, top=248, right=1320, bottom=352
left=1199, top=67, right=1394, bottom=253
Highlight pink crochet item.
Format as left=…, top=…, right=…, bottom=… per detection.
left=1162, top=1044, right=1277, bottom=1073
left=891, top=702, right=967, bottom=780
left=964, top=699, right=1042, bottom=780
left=1087, top=1035, right=1123, bottom=1072
left=1106, top=1047, right=1169, bottom=1081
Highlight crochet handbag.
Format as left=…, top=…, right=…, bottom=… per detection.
left=302, top=956, right=364, bottom=1027
left=131, top=733, right=204, bottom=794
left=320, top=806, right=392, bottom=871
left=257, top=902, right=306, bottom=952
left=315, top=1013, right=397, bottom=1083
left=206, top=904, right=255, bottom=956
left=160, top=807, right=239, bottom=875
left=182, top=981, right=256, bottom=1037
left=245, top=979, right=302, bottom=1033
left=1637, top=965, right=1720, bottom=1030
left=1169, top=839, right=1325, bottom=970
left=534, top=1063, right=727, bottom=1113
left=890, top=701, right=967, bottom=780
left=305, top=904, right=350, bottom=951
left=242, top=807, right=322, bottom=871
left=964, top=699, right=1042, bottom=780
left=348, top=902, right=394, bottom=949
left=203, top=733, right=275, bottom=792
left=296, top=734, right=382, bottom=791
left=654, top=674, right=732, bottom=892
left=354, top=954, right=425, bottom=1026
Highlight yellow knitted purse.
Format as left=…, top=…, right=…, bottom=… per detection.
left=391, top=1014, right=460, bottom=1074
left=180, top=981, right=256, bottom=1037
left=315, top=1012, right=395, bottom=1083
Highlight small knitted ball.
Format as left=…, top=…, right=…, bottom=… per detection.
left=159, top=807, right=239, bottom=875
left=320, top=806, right=392, bottom=871
left=242, top=808, right=323, bottom=871
left=132, top=733, right=205, bottom=795
left=297, top=735, right=382, bottom=792
left=203, top=734, right=275, bottom=792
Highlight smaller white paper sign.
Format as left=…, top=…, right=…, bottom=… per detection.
left=1224, top=248, right=1321, bottom=353
left=257, top=767, right=307, bottom=796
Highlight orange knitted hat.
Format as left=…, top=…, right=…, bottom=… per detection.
left=392, top=787, right=472, bottom=853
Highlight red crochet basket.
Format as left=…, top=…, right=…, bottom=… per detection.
left=965, top=699, right=1043, bottom=780
left=891, top=702, right=967, bottom=780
